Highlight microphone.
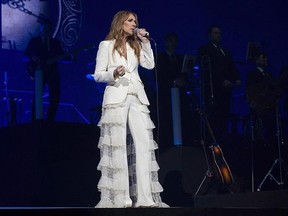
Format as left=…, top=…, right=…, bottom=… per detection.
left=133, top=28, right=150, bottom=39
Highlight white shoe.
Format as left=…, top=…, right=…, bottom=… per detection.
left=124, top=204, right=132, bottom=208
left=137, top=203, right=159, bottom=208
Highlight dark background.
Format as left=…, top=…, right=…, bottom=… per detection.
left=1, top=0, right=288, bottom=125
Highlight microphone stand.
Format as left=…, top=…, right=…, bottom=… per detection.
left=195, top=55, right=214, bottom=196
left=249, top=113, right=256, bottom=192
left=257, top=100, right=287, bottom=190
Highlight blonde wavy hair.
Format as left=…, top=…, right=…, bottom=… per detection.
left=105, top=10, right=141, bottom=61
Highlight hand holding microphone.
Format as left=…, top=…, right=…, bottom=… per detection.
left=133, top=28, right=150, bottom=43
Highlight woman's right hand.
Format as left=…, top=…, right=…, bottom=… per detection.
left=113, top=65, right=126, bottom=78
left=136, top=28, right=149, bottom=43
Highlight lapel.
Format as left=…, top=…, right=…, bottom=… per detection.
left=112, top=41, right=138, bottom=73
left=125, top=43, right=138, bottom=72
left=211, top=43, right=225, bottom=56
left=257, top=67, right=268, bottom=78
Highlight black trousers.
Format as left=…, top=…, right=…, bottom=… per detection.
left=32, top=70, right=60, bottom=122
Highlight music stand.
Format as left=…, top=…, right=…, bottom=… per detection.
left=257, top=101, right=288, bottom=191
left=246, top=42, right=261, bottom=62
left=181, top=54, right=197, bottom=74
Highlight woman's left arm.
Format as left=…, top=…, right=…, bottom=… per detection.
left=139, top=42, right=155, bottom=70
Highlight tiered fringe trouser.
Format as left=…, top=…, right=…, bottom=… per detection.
left=95, top=95, right=168, bottom=208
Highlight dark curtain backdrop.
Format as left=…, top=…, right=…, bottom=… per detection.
left=1, top=0, right=287, bottom=124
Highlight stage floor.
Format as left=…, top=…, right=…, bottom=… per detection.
left=0, top=122, right=287, bottom=214
left=0, top=207, right=287, bottom=216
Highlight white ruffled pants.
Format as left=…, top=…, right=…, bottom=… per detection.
left=95, top=94, right=167, bottom=208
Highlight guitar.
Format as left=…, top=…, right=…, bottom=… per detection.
left=200, top=109, right=234, bottom=185
left=209, top=144, right=234, bottom=184
left=27, top=43, right=96, bottom=78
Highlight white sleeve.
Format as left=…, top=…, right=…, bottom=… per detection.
left=139, top=42, right=155, bottom=70
left=93, top=41, right=116, bottom=83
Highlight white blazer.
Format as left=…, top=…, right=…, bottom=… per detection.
left=93, top=40, right=155, bottom=106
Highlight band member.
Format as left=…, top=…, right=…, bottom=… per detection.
left=93, top=10, right=167, bottom=208
left=156, top=32, right=192, bottom=147
left=25, top=20, right=63, bottom=122
left=246, top=51, right=276, bottom=146
left=247, top=52, right=271, bottom=88
left=198, top=25, right=241, bottom=147
left=197, top=25, right=241, bottom=194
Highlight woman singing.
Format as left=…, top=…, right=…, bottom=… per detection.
left=93, top=10, right=167, bottom=208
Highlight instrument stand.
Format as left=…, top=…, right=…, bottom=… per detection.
left=194, top=138, right=213, bottom=196
left=195, top=55, right=216, bottom=196
left=35, top=68, right=43, bottom=120
left=257, top=102, right=288, bottom=191
left=249, top=114, right=256, bottom=192
left=195, top=55, right=234, bottom=196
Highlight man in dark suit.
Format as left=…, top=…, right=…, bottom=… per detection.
left=246, top=52, right=276, bottom=145
left=247, top=52, right=271, bottom=88
left=157, top=33, right=186, bottom=91
left=25, top=20, right=64, bottom=122
left=198, top=25, right=241, bottom=146
left=195, top=25, right=241, bottom=194
left=156, top=33, right=191, bottom=147
left=245, top=52, right=283, bottom=189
